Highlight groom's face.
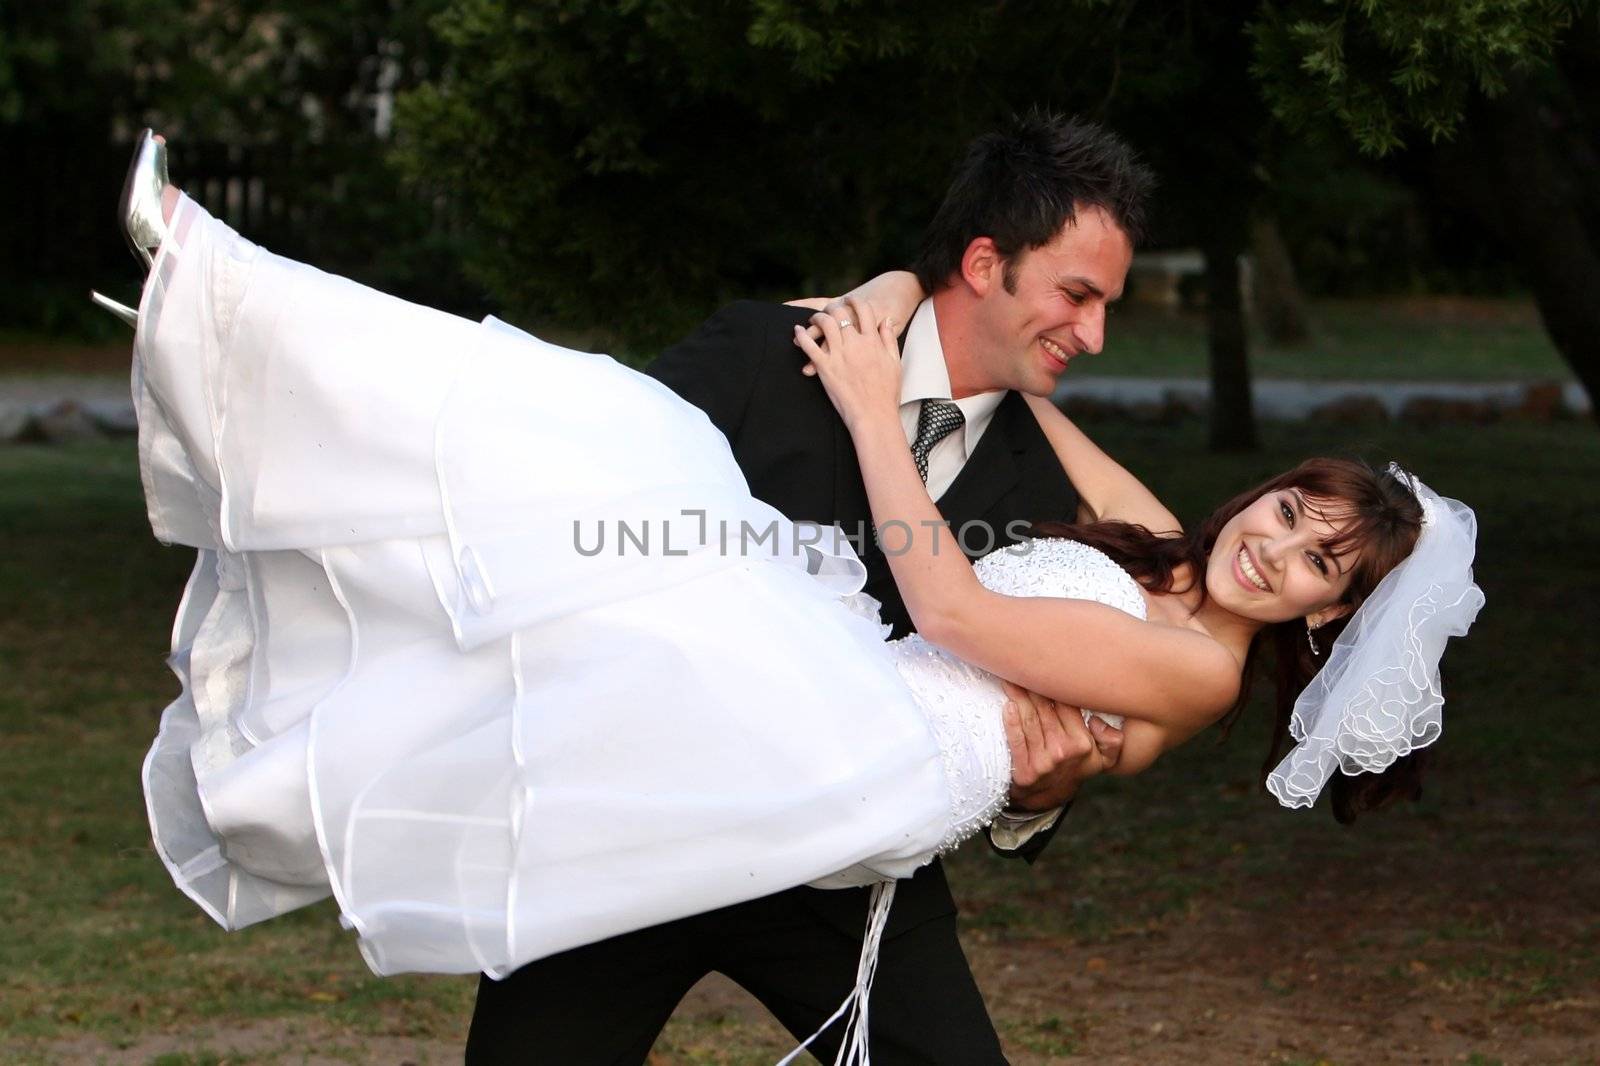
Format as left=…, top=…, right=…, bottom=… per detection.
left=971, top=205, right=1133, bottom=397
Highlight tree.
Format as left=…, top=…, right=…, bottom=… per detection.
left=395, top=4, right=1267, bottom=458
left=1079, top=0, right=1269, bottom=449
left=0, top=0, right=200, bottom=334
left=1253, top=0, right=1600, bottom=421
left=393, top=0, right=1015, bottom=354
left=391, top=2, right=1283, bottom=445
left=5, top=0, right=465, bottom=336
left=398, top=0, right=1600, bottom=444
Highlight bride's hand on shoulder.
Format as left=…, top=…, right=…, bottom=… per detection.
left=791, top=270, right=923, bottom=376
left=792, top=302, right=902, bottom=436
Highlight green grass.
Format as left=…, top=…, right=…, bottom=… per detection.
left=1081, top=297, right=1572, bottom=381
left=948, top=417, right=1600, bottom=902
left=2, top=421, right=1597, bottom=1062
left=0, top=442, right=472, bottom=1054
left=1, top=295, right=1577, bottom=383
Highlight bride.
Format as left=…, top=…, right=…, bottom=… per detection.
left=111, top=134, right=1482, bottom=990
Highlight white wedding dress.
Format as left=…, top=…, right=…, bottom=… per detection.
left=135, top=197, right=1147, bottom=979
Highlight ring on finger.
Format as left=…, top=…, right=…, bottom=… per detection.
left=835, top=318, right=854, bottom=330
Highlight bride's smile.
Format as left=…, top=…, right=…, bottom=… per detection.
left=1205, top=489, right=1364, bottom=627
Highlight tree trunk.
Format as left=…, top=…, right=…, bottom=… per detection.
left=1441, top=84, right=1600, bottom=423
left=1250, top=215, right=1312, bottom=346
left=1204, top=243, right=1260, bottom=451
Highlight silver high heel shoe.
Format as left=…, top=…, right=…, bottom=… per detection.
left=121, top=128, right=172, bottom=271
left=91, top=128, right=174, bottom=327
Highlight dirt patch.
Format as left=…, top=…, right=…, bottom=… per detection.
left=955, top=913, right=1598, bottom=1065
left=24, top=845, right=1597, bottom=1066
left=655, top=813, right=1600, bottom=1066
left=655, top=921, right=1597, bottom=1066
left=38, top=1020, right=460, bottom=1065
left=0, top=341, right=131, bottom=376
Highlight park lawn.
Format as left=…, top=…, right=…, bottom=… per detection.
left=1, top=419, right=1596, bottom=1065
left=1075, top=296, right=1572, bottom=382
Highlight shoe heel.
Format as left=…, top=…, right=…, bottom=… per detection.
left=90, top=289, right=139, bottom=328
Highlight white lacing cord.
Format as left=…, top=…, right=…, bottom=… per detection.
left=775, top=880, right=897, bottom=1066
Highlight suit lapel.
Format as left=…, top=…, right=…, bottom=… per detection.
left=831, top=390, right=1031, bottom=550
left=933, top=391, right=1024, bottom=528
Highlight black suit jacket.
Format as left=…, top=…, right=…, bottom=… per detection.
left=646, top=301, right=1080, bottom=932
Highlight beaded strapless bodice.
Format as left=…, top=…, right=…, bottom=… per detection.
left=885, top=538, right=1148, bottom=854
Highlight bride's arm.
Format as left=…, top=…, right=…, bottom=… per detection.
left=786, top=270, right=926, bottom=356
left=796, top=312, right=1239, bottom=746
left=1022, top=395, right=1180, bottom=531
left=1010, top=404, right=1203, bottom=771
left=1109, top=719, right=1195, bottom=776
left=785, top=270, right=924, bottom=319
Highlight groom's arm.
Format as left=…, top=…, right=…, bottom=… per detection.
left=991, top=685, right=1124, bottom=862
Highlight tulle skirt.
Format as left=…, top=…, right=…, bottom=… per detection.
left=134, top=197, right=956, bottom=977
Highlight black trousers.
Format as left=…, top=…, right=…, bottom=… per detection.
left=464, top=873, right=1007, bottom=1065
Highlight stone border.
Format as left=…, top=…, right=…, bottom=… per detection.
left=2, top=377, right=1590, bottom=444
left=1053, top=377, right=1588, bottom=425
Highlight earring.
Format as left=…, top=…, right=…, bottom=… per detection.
left=1306, top=623, right=1321, bottom=657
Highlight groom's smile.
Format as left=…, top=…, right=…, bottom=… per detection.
left=961, top=203, right=1134, bottom=398
left=1039, top=335, right=1075, bottom=374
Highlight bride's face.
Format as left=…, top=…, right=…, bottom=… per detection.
left=1205, top=487, right=1362, bottom=625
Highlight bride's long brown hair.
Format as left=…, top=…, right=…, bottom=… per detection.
left=1028, top=458, right=1425, bottom=822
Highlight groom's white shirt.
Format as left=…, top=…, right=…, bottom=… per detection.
left=898, top=299, right=1064, bottom=850
left=897, top=299, right=1004, bottom=500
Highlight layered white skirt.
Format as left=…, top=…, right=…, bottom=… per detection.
left=135, top=198, right=962, bottom=977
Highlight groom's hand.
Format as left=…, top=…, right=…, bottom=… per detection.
left=1001, top=681, right=1124, bottom=811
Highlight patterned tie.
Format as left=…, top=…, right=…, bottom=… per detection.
left=910, top=400, right=966, bottom=484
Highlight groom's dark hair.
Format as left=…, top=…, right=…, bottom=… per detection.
left=911, top=111, right=1154, bottom=294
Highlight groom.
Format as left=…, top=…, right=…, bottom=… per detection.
left=466, top=112, right=1155, bottom=1063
